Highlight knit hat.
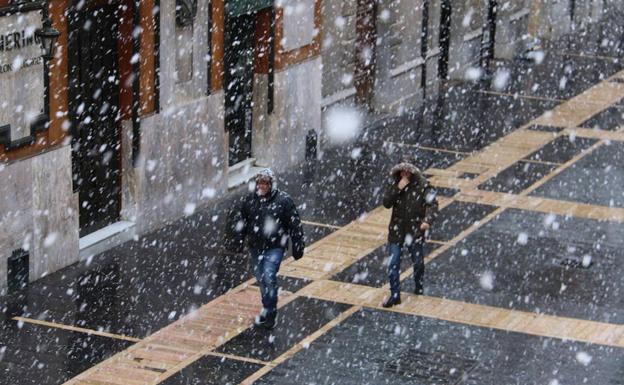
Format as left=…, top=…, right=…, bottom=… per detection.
left=255, top=168, right=275, bottom=183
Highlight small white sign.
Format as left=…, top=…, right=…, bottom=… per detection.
left=0, top=10, right=45, bottom=144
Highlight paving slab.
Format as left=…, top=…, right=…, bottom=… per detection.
left=531, top=141, right=624, bottom=207
left=580, top=105, right=624, bottom=130
left=478, top=161, right=558, bottom=194
left=159, top=356, right=263, bottom=385
left=428, top=201, right=498, bottom=242
left=254, top=308, right=624, bottom=385
left=524, top=136, right=598, bottom=164
left=0, top=319, right=132, bottom=385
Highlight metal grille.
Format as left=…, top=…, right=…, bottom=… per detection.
left=383, top=349, right=479, bottom=384
left=555, top=256, right=593, bottom=269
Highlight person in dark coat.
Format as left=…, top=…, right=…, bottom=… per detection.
left=381, top=157, right=438, bottom=307
left=225, top=168, right=305, bottom=328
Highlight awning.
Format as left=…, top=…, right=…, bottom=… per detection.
left=225, top=0, right=273, bottom=17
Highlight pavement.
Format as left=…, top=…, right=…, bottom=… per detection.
left=2, top=15, right=624, bottom=385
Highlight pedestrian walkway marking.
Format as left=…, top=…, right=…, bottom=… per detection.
left=63, top=285, right=295, bottom=385
left=299, top=280, right=624, bottom=348
left=301, top=220, right=342, bottom=229
left=455, top=189, right=624, bottom=222
left=203, top=351, right=270, bottom=366
left=563, top=127, right=624, bottom=141
left=554, top=50, right=623, bottom=62
left=385, top=141, right=473, bottom=155
left=13, top=316, right=142, bottom=343
left=531, top=78, right=624, bottom=127
left=476, top=90, right=565, bottom=102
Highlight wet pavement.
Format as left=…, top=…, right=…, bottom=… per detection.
left=2, top=15, right=624, bottom=385
left=404, top=208, right=624, bottom=324
left=253, top=308, right=624, bottom=385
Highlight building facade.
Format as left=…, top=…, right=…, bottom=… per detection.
left=0, top=0, right=621, bottom=292
left=320, top=0, right=617, bottom=117
left=0, top=0, right=322, bottom=292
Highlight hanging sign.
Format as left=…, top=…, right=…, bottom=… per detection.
left=0, top=9, right=45, bottom=148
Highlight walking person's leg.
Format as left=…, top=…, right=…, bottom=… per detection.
left=383, top=243, right=402, bottom=307
left=251, top=251, right=271, bottom=325
left=409, top=238, right=425, bottom=294
left=259, top=248, right=284, bottom=328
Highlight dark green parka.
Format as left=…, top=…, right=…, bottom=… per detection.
left=382, top=161, right=438, bottom=244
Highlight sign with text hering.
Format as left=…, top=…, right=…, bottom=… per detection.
left=0, top=9, right=45, bottom=147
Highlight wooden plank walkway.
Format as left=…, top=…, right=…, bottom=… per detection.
left=300, top=280, right=624, bottom=348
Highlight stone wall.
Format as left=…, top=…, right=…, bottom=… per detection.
left=130, top=95, right=226, bottom=235
left=0, top=145, right=79, bottom=293
left=159, top=0, right=211, bottom=108
left=121, top=0, right=226, bottom=235
left=253, top=57, right=322, bottom=172
left=374, top=0, right=425, bottom=112
left=494, top=0, right=531, bottom=60
left=424, top=0, right=443, bottom=97
left=321, top=0, right=357, bottom=100
left=447, top=0, right=485, bottom=79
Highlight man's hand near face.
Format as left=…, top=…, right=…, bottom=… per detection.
left=420, top=222, right=430, bottom=231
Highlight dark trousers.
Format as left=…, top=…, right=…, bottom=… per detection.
left=250, top=248, right=284, bottom=315
left=387, top=239, right=425, bottom=297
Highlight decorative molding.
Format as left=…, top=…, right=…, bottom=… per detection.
left=0, top=114, right=48, bottom=150
left=0, top=1, right=44, bottom=16
left=509, top=8, right=530, bottom=22
left=463, top=27, right=483, bottom=42
left=390, top=57, right=425, bottom=78
left=321, top=87, right=356, bottom=108
left=426, top=47, right=441, bottom=60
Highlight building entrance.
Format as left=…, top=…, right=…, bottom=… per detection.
left=224, top=12, right=257, bottom=167
left=68, top=2, right=122, bottom=236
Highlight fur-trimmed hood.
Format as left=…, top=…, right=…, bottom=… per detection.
left=389, top=161, right=421, bottom=178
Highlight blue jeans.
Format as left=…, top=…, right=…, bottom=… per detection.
left=250, top=248, right=284, bottom=314
left=388, top=240, right=424, bottom=297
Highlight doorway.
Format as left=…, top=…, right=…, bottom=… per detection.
left=224, top=12, right=258, bottom=167
left=68, top=2, right=122, bottom=237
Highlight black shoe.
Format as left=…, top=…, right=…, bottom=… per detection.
left=255, top=311, right=277, bottom=329
left=264, top=312, right=277, bottom=329
left=382, top=295, right=401, bottom=308
left=414, top=285, right=424, bottom=295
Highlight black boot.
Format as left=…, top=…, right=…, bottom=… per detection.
left=414, top=283, right=423, bottom=295
left=382, top=294, right=401, bottom=308
left=264, top=311, right=277, bottom=329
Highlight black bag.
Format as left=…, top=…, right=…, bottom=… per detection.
left=223, top=206, right=245, bottom=253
